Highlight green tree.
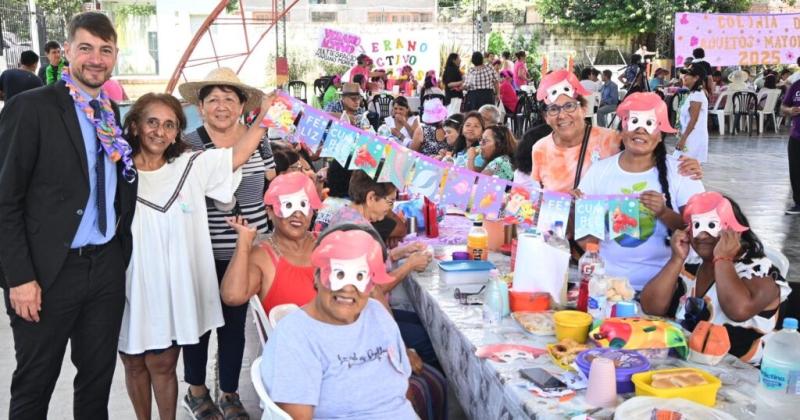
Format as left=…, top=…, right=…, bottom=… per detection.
left=535, top=0, right=752, bottom=36
left=486, top=32, right=507, bottom=55
left=34, top=0, right=85, bottom=27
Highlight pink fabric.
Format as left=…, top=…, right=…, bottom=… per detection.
left=101, top=79, right=125, bottom=102
left=499, top=81, right=519, bottom=113
left=513, top=61, right=528, bottom=88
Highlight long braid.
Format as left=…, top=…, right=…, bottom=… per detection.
left=653, top=138, right=673, bottom=211
left=654, top=137, right=674, bottom=245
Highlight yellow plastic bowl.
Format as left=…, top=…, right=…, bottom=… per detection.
left=553, top=310, right=593, bottom=343
left=631, top=367, right=721, bottom=407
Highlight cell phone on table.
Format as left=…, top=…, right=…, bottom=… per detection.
left=520, top=367, right=568, bottom=391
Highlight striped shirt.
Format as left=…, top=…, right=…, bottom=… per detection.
left=185, top=128, right=276, bottom=261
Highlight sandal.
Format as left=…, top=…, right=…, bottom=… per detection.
left=219, top=393, right=250, bottom=420
left=182, top=387, right=223, bottom=420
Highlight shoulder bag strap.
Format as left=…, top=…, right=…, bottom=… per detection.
left=572, top=122, right=593, bottom=190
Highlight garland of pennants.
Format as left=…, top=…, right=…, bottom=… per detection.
left=261, top=92, right=643, bottom=240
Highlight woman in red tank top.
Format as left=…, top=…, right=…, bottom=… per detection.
left=221, top=172, right=321, bottom=312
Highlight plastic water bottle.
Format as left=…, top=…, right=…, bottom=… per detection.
left=489, top=269, right=510, bottom=317
left=759, top=318, right=800, bottom=399
left=577, top=242, right=604, bottom=312
left=482, top=274, right=503, bottom=325
left=587, top=266, right=609, bottom=321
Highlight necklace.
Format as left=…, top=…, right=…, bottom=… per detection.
left=268, top=231, right=312, bottom=258
left=61, top=67, right=136, bottom=182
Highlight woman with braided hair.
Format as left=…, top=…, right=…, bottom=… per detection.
left=574, top=92, right=705, bottom=291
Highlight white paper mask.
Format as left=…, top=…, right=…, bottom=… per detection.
left=278, top=190, right=311, bottom=218
left=546, top=80, right=575, bottom=104
left=627, top=110, right=658, bottom=134
left=329, top=256, right=371, bottom=292
left=691, top=210, right=722, bottom=238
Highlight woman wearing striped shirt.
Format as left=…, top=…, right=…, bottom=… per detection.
left=177, top=69, right=275, bottom=420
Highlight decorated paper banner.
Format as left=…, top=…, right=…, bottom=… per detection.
left=260, top=92, right=302, bottom=136
left=608, top=196, right=641, bottom=240
left=377, top=144, right=415, bottom=189
left=321, top=121, right=358, bottom=166
left=574, top=197, right=608, bottom=240
left=502, top=185, right=539, bottom=227
left=472, top=174, right=508, bottom=220
left=264, top=92, right=647, bottom=233
left=440, top=168, right=476, bottom=211
left=315, top=28, right=360, bottom=66
left=294, top=107, right=332, bottom=152
left=674, top=12, right=800, bottom=66
left=537, top=192, right=572, bottom=233
left=349, top=134, right=386, bottom=178
left=408, top=155, right=445, bottom=198
left=360, top=31, right=441, bottom=80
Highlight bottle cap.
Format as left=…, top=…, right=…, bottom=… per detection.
left=783, top=317, right=799, bottom=330
left=473, top=221, right=483, bottom=226
left=586, top=242, right=600, bottom=252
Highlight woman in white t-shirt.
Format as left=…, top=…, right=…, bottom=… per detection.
left=677, top=63, right=710, bottom=162
left=577, top=92, right=705, bottom=290
left=381, top=96, right=419, bottom=147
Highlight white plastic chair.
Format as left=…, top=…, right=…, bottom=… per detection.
left=250, top=356, right=292, bottom=420
left=584, top=92, right=598, bottom=125
left=757, top=89, right=782, bottom=134
left=708, top=91, right=730, bottom=135
left=764, top=246, right=790, bottom=279
left=249, top=295, right=271, bottom=344
left=268, top=303, right=300, bottom=329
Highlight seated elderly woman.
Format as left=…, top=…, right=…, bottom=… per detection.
left=640, top=192, right=791, bottom=364
left=220, top=172, right=321, bottom=313
left=260, top=224, right=418, bottom=419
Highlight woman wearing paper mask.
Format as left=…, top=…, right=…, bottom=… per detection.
left=640, top=192, right=791, bottom=364
left=260, top=225, right=418, bottom=420
left=220, top=172, right=321, bottom=314
left=575, top=92, right=705, bottom=291
left=118, top=92, right=273, bottom=420
left=531, top=70, right=703, bottom=193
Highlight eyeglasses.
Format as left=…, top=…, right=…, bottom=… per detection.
left=144, top=118, right=179, bottom=134
left=545, top=101, right=579, bottom=117
left=454, top=285, right=485, bottom=305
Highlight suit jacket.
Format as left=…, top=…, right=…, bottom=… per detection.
left=0, top=81, right=137, bottom=291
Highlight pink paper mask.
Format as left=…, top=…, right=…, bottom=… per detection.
left=311, top=229, right=393, bottom=293
left=536, top=69, right=590, bottom=104
left=691, top=210, right=722, bottom=238
left=616, top=92, right=677, bottom=134
left=683, top=192, right=748, bottom=237
left=329, top=256, right=371, bottom=292
left=263, top=172, right=321, bottom=218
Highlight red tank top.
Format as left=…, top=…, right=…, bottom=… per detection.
left=259, top=242, right=316, bottom=313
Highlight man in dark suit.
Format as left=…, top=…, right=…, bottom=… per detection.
left=0, top=12, right=137, bottom=419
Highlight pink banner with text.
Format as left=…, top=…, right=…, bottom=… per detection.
left=674, top=12, right=800, bottom=66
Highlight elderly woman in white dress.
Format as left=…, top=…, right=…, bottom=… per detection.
left=117, top=92, right=272, bottom=420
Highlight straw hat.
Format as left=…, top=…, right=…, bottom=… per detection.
left=178, top=67, right=264, bottom=114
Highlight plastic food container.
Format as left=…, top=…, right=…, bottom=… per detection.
left=631, top=367, right=722, bottom=407
left=438, top=260, right=495, bottom=286
left=553, top=310, right=593, bottom=343
left=575, top=348, right=650, bottom=394
left=509, top=290, right=550, bottom=312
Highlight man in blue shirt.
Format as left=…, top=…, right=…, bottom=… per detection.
left=597, top=69, right=620, bottom=127
left=0, top=50, right=43, bottom=101
left=0, top=12, right=137, bottom=419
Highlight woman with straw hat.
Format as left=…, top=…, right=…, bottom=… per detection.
left=116, top=88, right=273, bottom=420
left=176, top=67, right=273, bottom=419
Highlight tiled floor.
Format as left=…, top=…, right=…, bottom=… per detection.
left=0, top=132, right=798, bottom=419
